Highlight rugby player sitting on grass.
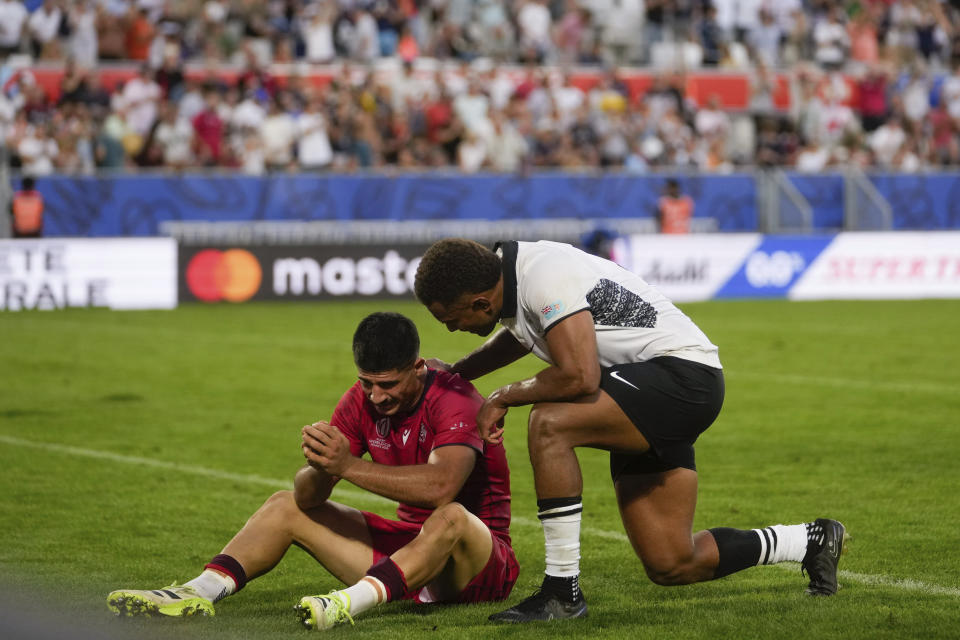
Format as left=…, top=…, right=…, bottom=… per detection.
left=107, top=312, right=517, bottom=631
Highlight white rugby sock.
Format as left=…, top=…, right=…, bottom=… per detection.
left=185, top=569, right=235, bottom=603
left=339, top=577, right=385, bottom=616
left=539, top=498, right=583, bottom=578
left=753, top=523, right=809, bottom=564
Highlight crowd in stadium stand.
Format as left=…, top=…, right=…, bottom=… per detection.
left=2, top=0, right=960, bottom=174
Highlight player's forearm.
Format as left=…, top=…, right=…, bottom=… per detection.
left=452, top=328, right=529, bottom=380
left=493, top=363, right=599, bottom=408
left=293, top=465, right=337, bottom=510
left=339, top=458, right=459, bottom=508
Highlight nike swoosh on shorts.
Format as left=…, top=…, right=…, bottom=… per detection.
left=609, top=370, right=641, bottom=391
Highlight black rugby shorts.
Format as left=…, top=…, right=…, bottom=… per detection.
left=601, top=356, right=724, bottom=477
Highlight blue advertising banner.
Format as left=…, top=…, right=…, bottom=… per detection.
left=31, top=173, right=758, bottom=237
left=713, top=235, right=835, bottom=299
left=21, top=172, right=960, bottom=237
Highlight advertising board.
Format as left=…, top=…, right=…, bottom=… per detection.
left=610, top=234, right=762, bottom=302
left=179, top=245, right=428, bottom=302
left=0, top=239, right=177, bottom=311
left=790, top=232, right=960, bottom=300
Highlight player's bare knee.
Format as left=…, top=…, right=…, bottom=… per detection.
left=642, top=558, right=697, bottom=586
left=528, top=404, right=567, bottom=446
left=263, top=490, right=297, bottom=513
left=424, top=503, right=469, bottom=543
left=253, top=490, right=299, bottom=525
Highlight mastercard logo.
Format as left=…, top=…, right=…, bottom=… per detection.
left=186, top=249, right=262, bottom=303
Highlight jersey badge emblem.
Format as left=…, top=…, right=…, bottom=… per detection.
left=541, top=301, right=565, bottom=320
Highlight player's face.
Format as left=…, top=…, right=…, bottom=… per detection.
left=427, top=296, right=498, bottom=337
left=358, top=359, right=426, bottom=416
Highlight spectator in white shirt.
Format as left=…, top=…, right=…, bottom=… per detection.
left=121, top=65, right=162, bottom=136
left=153, top=101, right=194, bottom=168
left=695, top=95, right=731, bottom=142
left=0, top=0, right=28, bottom=55
left=795, top=138, right=831, bottom=172
left=901, top=65, right=931, bottom=128
left=68, top=0, right=98, bottom=67
left=351, top=8, right=380, bottom=62
left=297, top=95, right=333, bottom=170
left=260, top=95, right=296, bottom=170
left=941, top=61, right=960, bottom=124
left=517, top=0, right=552, bottom=62
left=813, top=7, right=849, bottom=70
left=300, top=0, right=336, bottom=63
left=178, top=79, right=207, bottom=123
left=457, top=128, right=487, bottom=173
left=18, top=124, right=59, bottom=176
left=868, top=116, right=907, bottom=167
left=454, top=79, right=491, bottom=138
left=27, top=0, right=62, bottom=59
left=748, top=8, right=782, bottom=67
left=232, top=85, right=267, bottom=132
left=732, top=0, right=763, bottom=41
left=485, top=111, right=528, bottom=172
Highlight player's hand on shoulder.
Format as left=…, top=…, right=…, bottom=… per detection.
left=477, top=393, right=508, bottom=445
left=425, top=357, right=452, bottom=372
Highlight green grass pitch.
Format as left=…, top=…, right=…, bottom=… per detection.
left=1, top=299, right=959, bottom=639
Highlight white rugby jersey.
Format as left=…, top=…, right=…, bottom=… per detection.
left=496, top=241, right=722, bottom=369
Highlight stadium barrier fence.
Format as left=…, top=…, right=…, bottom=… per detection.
left=13, top=171, right=960, bottom=241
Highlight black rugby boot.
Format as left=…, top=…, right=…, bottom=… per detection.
left=489, top=576, right=587, bottom=623
left=801, top=518, right=848, bottom=596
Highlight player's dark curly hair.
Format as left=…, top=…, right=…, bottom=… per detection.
left=414, top=239, right=502, bottom=306
left=353, top=312, right=420, bottom=372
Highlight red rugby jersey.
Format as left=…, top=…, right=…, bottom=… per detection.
left=330, top=369, right=512, bottom=541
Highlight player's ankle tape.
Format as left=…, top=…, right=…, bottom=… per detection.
left=205, top=554, right=248, bottom=591
left=366, top=557, right=408, bottom=602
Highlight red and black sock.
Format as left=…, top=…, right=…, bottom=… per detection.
left=365, top=557, right=408, bottom=602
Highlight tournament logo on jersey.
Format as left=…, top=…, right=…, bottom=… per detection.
left=541, top=301, right=565, bottom=320
left=376, top=418, right=390, bottom=438
left=419, top=422, right=427, bottom=443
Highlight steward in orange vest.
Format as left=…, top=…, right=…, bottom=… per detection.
left=11, top=176, right=44, bottom=238
left=656, top=178, right=694, bottom=234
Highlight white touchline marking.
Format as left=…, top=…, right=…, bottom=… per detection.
left=0, top=434, right=393, bottom=507
left=2, top=434, right=958, bottom=598
left=727, top=372, right=955, bottom=396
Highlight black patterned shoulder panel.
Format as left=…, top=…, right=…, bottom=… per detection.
left=586, top=278, right=658, bottom=328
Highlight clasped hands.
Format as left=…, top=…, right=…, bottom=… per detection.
left=302, top=421, right=355, bottom=477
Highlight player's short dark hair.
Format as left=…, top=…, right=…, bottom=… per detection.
left=414, top=239, right=502, bottom=306
left=353, top=312, right=420, bottom=372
